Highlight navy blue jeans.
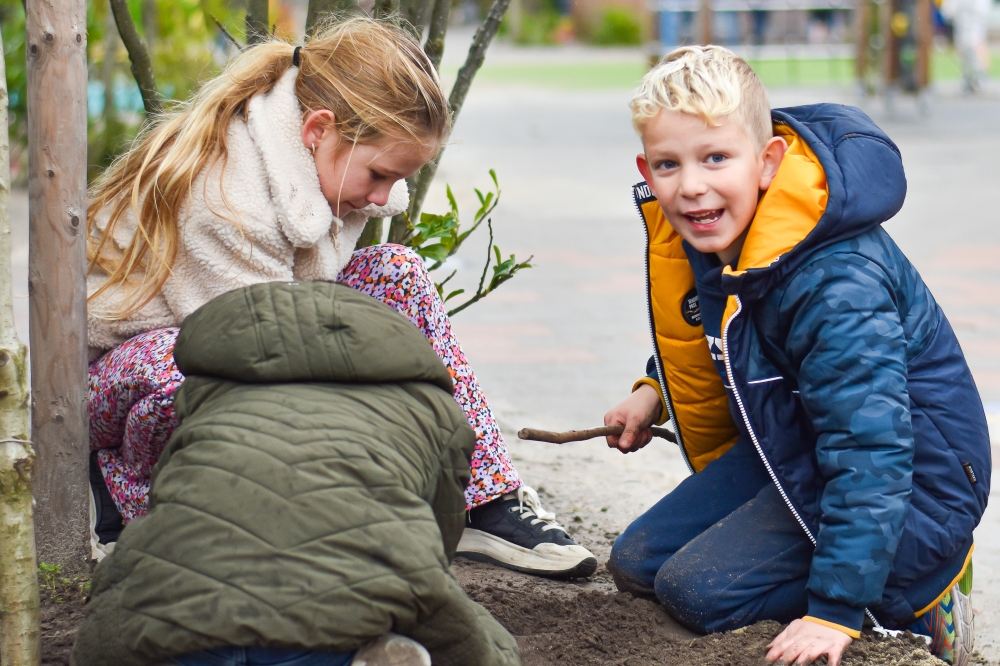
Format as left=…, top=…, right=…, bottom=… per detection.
left=608, top=436, right=812, bottom=633
left=173, top=648, right=355, bottom=666
left=608, top=434, right=969, bottom=633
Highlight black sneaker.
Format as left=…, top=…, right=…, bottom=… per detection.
left=456, top=485, right=598, bottom=578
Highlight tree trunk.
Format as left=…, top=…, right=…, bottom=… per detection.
left=246, top=0, right=269, bottom=44
left=355, top=218, right=383, bottom=249
left=0, top=27, right=41, bottom=666
left=26, top=0, right=91, bottom=575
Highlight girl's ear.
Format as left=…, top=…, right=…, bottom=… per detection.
left=301, top=109, right=337, bottom=153
left=759, top=135, right=788, bottom=191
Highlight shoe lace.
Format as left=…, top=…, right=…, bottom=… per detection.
left=513, top=486, right=567, bottom=533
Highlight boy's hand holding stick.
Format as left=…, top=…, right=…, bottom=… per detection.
left=518, top=425, right=676, bottom=444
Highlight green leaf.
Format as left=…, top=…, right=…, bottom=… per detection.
left=417, top=243, right=452, bottom=264
left=445, top=288, right=466, bottom=302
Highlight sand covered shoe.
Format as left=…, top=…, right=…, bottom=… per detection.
left=457, top=485, right=598, bottom=578
left=351, top=633, right=431, bottom=666
left=909, top=561, right=974, bottom=666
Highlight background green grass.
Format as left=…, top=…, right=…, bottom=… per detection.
left=446, top=48, right=1000, bottom=90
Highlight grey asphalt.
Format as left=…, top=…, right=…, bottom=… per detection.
left=7, top=41, right=1000, bottom=661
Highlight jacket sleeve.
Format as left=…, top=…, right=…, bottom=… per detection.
left=630, top=356, right=669, bottom=425
left=778, top=253, right=914, bottom=634
left=404, top=574, right=521, bottom=666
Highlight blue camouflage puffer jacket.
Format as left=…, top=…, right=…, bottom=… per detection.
left=633, top=103, right=991, bottom=633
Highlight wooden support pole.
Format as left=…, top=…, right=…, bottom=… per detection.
left=698, top=0, right=713, bottom=44
left=880, top=0, right=899, bottom=86
left=26, top=0, right=91, bottom=573
left=915, top=0, right=933, bottom=89
left=855, top=0, right=870, bottom=85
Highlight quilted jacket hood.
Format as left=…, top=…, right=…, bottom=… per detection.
left=175, top=281, right=453, bottom=391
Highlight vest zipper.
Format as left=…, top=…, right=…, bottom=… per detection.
left=635, top=192, right=693, bottom=474
left=721, top=295, right=815, bottom=543
left=721, top=295, right=886, bottom=631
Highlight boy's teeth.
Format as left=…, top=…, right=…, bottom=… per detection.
left=689, top=210, right=721, bottom=223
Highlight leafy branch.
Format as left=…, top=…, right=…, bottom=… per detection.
left=446, top=220, right=532, bottom=317
left=404, top=170, right=532, bottom=316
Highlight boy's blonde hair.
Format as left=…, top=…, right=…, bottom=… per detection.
left=88, top=17, right=449, bottom=320
left=630, top=45, right=772, bottom=151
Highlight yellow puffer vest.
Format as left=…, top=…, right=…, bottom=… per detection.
left=632, top=124, right=827, bottom=472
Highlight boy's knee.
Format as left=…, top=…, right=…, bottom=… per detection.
left=607, top=530, right=657, bottom=599
left=654, top=554, right=737, bottom=634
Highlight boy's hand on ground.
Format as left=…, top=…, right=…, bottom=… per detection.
left=766, top=619, right=853, bottom=666
left=603, top=384, right=661, bottom=453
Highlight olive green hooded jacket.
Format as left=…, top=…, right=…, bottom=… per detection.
left=72, top=282, right=520, bottom=666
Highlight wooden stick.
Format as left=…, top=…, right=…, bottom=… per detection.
left=518, top=425, right=677, bottom=445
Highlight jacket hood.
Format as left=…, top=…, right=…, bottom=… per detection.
left=174, top=281, right=453, bottom=391
left=720, top=104, right=907, bottom=299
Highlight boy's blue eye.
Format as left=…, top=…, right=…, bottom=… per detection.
left=707, top=154, right=727, bottom=164
left=657, top=160, right=678, bottom=170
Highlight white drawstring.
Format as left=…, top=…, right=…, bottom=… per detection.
left=513, top=486, right=566, bottom=533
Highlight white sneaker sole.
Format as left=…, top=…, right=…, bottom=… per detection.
left=953, top=582, right=974, bottom=666
left=456, top=528, right=598, bottom=578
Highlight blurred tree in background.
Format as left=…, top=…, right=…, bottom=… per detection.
left=1, top=0, right=528, bottom=312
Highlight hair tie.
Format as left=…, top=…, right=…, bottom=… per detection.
left=292, top=46, right=302, bottom=67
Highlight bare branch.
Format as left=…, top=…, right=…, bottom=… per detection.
left=108, top=0, right=162, bottom=117
left=211, top=14, right=244, bottom=51
left=372, top=0, right=400, bottom=18
left=406, top=0, right=513, bottom=220
left=423, top=0, right=452, bottom=70
left=306, top=0, right=361, bottom=35
left=518, top=425, right=677, bottom=444
left=245, top=0, right=269, bottom=45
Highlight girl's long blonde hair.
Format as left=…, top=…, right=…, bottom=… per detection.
left=88, top=17, right=450, bottom=319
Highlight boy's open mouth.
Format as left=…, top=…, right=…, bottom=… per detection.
left=684, top=209, right=724, bottom=226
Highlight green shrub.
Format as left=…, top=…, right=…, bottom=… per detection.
left=592, top=7, right=642, bottom=46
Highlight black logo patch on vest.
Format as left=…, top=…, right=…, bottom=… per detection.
left=681, top=289, right=701, bottom=327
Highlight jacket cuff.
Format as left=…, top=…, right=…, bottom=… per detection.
left=632, top=377, right=669, bottom=425
left=805, top=594, right=864, bottom=638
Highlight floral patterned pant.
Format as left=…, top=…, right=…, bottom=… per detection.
left=89, top=244, right=522, bottom=522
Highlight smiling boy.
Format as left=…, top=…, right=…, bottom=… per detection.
left=603, top=46, right=990, bottom=666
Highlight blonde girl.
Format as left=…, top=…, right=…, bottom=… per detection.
left=86, top=18, right=596, bottom=579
